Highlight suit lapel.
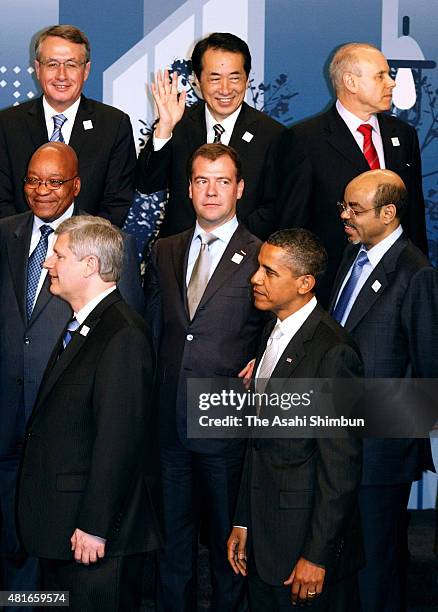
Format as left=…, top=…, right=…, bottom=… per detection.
left=328, top=245, right=359, bottom=313
left=7, top=214, right=33, bottom=324
left=31, top=290, right=122, bottom=421
left=171, top=229, right=193, bottom=316
left=325, top=106, right=370, bottom=173
left=25, top=97, right=48, bottom=149
left=378, top=114, right=403, bottom=170
left=195, top=225, right=255, bottom=312
left=344, top=235, right=407, bottom=332
left=187, top=102, right=207, bottom=148
left=69, top=96, right=95, bottom=157
left=229, top=103, right=258, bottom=152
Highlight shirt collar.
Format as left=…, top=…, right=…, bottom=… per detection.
left=205, top=104, right=242, bottom=135
left=336, top=99, right=380, bottom=134
left=193, top=215, right=238, bottom=244
left=33, top=203, right=74, bottom=233
left=365, top=225, right=403, bottom=268
left=43, top=96, right=81, bottom=125
left=276, top=296, right=318, bottom=337
left=74, top=285, right=117, bottom=325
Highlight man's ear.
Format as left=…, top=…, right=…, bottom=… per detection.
left=83, top=254, right=99, bottom=277
left=298, top=274, right=316, bottom=295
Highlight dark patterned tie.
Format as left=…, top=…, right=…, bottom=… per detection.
left=332, top=249, right=369, bottom=324
left=26, top=224, right=54, bottom=320
left=62, top=317, right=80, bottom=349
left=50, top=113, right=67, bottom=143
left=213, top=123, right=225, bottom=143
left=357, top=124, right=380, bottom=170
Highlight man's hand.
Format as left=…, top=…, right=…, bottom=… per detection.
left=151, top=69, right=187, bottom=139
left=284, top=557, right=325, bottom=604
left=71, top=528, right=106, bottom=565
left=238, top=359, right=255, bottom=389
left=227, top=527, right=248, bottom=576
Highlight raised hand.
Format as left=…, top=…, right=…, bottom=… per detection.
left=152, top=69, right=187, bottom=139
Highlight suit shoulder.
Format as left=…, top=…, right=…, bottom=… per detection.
left=237, top=224, right=262, bottom=250
left=316, top=309, right=359, bottom=354
left=398, top=239, right=433, bottom=272
left=0, top=99, right=36, bottom=122
left=243, top=104, right=285, bottom=133
left=0, top=211, right=32, bottom=233
left=379, top=112, right=416, bottom=135
left=288, top=109, right=331, bottom=140
left=82, top=97, right=131, bottom=121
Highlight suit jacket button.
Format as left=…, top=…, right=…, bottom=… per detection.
left=24, top=337, right=30, bottom=345
left=186, top=334, right=194, bottom=341
left=16, top=378, right=23, bottom=386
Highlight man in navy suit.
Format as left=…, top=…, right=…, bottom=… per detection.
left=275, top=43, right=428, bottom=306
left=136, top=32, right=285, bottom=240
left=329, top=169, right=437, bottom=611
left=147, top=143, right=264, bottom=610
left=0, top=142, right=143, bottom=601
left=0, top=24, right=136, bottom=227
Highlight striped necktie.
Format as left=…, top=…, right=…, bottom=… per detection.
left=357, top=124, right=380, bottom=170
left=26, top=224, right=53, bottom=320
left=332, top=249, right=369, bottom=324
left=213, top=123, right=225, bottom=143
left=50, top=114, right=67, bottom=143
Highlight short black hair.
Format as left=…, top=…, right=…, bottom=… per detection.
left=267, top=229, right=327, bottom=283
left=188, top=143, right=243, bottom=182
left=373, top=182, right=408, bottom=220
left=191, top=32, right=251, bottom=79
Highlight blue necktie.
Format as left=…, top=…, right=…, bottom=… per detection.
left=332, top=249, right=369, bottom=324
left=26, top=224, right=53, bottom=320
left=49, top=113, right=67, bottom=142
left=62, top=317, right=80, bottom=349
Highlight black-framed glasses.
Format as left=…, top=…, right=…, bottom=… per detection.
left=37, top=59, right=86, bottom=71
left=24, top=176, right=78, bottom=190
left=337, top=201, right=387, bottom=218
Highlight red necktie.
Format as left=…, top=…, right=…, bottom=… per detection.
left=357, top=124, right=380, bottom=170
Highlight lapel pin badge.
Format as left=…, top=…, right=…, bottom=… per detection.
left=83, top=120, right=93, bottom=131
left=242, top=131, right=253, bottom=143
left=391, top=137, right=400, bottom=147
left=80, top=325, right=90, bottom=336
left=371, top=280, right=382, bottom=293
left=231, top=252, right=243, bottom=264
left=286, top=357, right=293, bottom=363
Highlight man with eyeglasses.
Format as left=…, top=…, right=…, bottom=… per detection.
left=0, top=142, right=143, bottom=603
left=274, top=43, right=428, bottom=307
left=0, top=24, right=136, bottom=228
left=329, top=168, right=437, bottom=611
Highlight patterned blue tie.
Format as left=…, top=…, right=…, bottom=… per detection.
left=62, top=317, right=80, bottom=349
left=26, top=225, right=54, bottom=320
left=332, top=249, right=369, bottom=324
left=49, top=113, right=67, bottom=142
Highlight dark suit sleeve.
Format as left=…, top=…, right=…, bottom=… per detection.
left=404, top=128, right=428, bottom=256
left=118, top=232, right=145, bottom=316
left=135, top=134, right=173, bottom=195
left=0, top=118, right=19, bottom=218
left=301, top=344, right=363, bottom=568
left=98, top=112, right=136, bottom=227
left=76, top=326, right=154, bottom=538
left=143, top=243, right=163, bottom=352
left=274, top=128, right=314, bottom=231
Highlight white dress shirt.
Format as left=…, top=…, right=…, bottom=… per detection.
left=255, top=296, right=318, bottom=379
left=336, top=99, right=386, bottom=169
left=333, top=225, right=403, bottom=326
left=43, top=96, right=81, bottom=144
left=153, top=103, right=243, bottom=151
left=28, top=203, right=74, bottom=310
left=186, top=216, right=239, bottom=286
left=74, top=285, right=117, bottom=325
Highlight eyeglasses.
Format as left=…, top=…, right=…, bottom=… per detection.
left=337, top=201, right=387, bottom=218
left=24, top=176, right=78, bottom=190
left=37, top=59, right=86, bottom=71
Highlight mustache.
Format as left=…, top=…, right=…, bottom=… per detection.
left=343, top=220, right=356, bottom=230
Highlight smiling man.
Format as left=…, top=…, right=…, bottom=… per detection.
left=146, top=143, right=265, bottom=610
left=0, top=24, right=136, bottom=227
left=136, top=32, right=285, bottom=239
left=329, top=169, right=437, bottom=611
left=274, top=42, right=428, bottom=306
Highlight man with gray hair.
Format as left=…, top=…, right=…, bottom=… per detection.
left=17, top=216, right=162, bottom=611
left=0, top=24, right=136, bottom=227
left=274, top=42, right=428, bottom=306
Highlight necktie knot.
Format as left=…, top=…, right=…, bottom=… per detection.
left=199, top=232, right=219, bottom=248
left=40, top=224, right=54, bottom=239
left=50, top=114, right=67, bottom=142
left=62, top=317, right=80, bottom=349
left=355, top=249, right=369, bottom=268
left=53, top=114, right=67, bottom=129
left=357, top=123, right=373, bottom=137
left=270, top=323, right=283, bottom=341
left=213, top=123, right=225, bottom=143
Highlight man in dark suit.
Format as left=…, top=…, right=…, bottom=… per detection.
left=136, top=32, right=285, bottom=239
left=0, top=24, right=136, bottom=227
left=17, top=216, right=162, bottom=611
left=329, top=169, right=437, bottom=611
left=0, top=142, right=143, bottom=601
left=275, top=42, right=428, bottom=306
left=146, top=143, right=264, bottom=610
left=228, top=228, right=363, bottom=611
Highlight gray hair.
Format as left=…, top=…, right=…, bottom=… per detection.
left=55, top=216, right=123, bottom=282
left=329, top=42, right=380, bottom=94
